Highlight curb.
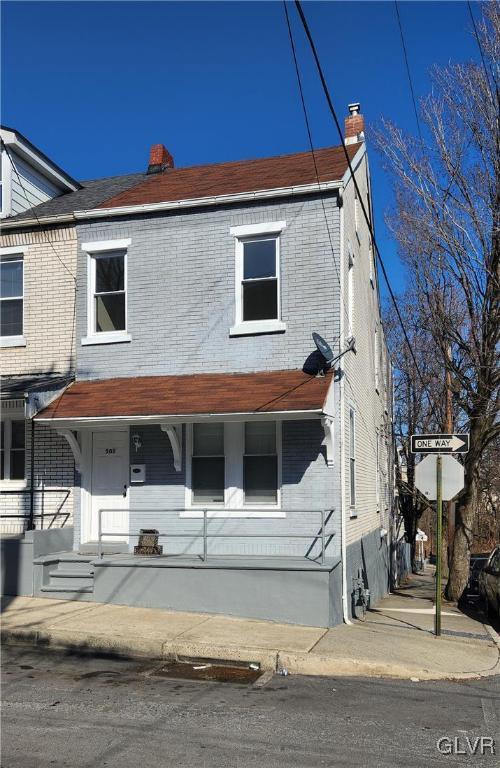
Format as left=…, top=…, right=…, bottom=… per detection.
left=3, top=626, right=499, bottom=681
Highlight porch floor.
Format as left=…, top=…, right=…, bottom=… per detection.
left=94, top=553, right=340, bottom=572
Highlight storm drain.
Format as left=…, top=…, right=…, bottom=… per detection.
left=151, top=659, right=263, bottom=684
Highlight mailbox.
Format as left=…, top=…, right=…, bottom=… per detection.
left=130, top=464, right=146, bottom=483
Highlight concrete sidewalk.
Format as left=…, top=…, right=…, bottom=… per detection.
left=2, top=571, right=499, bottom=680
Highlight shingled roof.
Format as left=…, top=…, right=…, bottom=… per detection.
left=35, top=370, right=332, bottom=421
left=3, top=172, right=149, bottom=223
left=98, top=143, right=361, bottom=210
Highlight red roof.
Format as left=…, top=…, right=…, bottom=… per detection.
left=98, top=144, right=361, bottom=210
left=35, top=370, right=332, bottom=420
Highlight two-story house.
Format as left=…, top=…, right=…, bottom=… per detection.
left=2, top=106, right=393, bottom=627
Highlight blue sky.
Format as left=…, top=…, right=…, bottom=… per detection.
left=1, top=1, right=482, bottom=294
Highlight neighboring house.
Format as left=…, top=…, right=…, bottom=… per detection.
left=0, top=125, right=80, bottom=219
left=2, top=106, right=393, bottom=626
left=0, top=129, right=149, bottom=535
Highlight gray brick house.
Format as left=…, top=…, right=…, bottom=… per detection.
left=2, top=106, right=393, bottom=626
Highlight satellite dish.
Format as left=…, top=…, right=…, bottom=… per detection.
left=312, top=332, right=334, bottom=365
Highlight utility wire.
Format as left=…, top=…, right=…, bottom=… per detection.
left=466, top=1, right=497, bottom=99
left=283, top=1, right=384, bottom=463
left=394, top=0, right=424, bottom=146
left=292, top=0, right=442, bottom=427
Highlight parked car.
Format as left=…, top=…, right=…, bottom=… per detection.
left=467, top=555, right=489, bottom=599
left=479, top=547, right=500, bottom=620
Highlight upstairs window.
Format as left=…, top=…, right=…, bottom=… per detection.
left=82, top=238, right=131, bottom=345
left=229, top=222, right=286, bottom=336
left=94, top=251, right=126, bottom=333
left=0, top=419, right=25, bottom=482
left=0, top=255, right=23, bottom=338
left=242, top=239, right=278, bottom=322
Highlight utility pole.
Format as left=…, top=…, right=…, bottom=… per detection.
left=445, top=347, right=454, bottom=569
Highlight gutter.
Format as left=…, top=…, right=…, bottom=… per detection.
left=0, top=180, right=343, bottom=230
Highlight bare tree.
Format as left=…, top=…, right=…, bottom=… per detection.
left=376, top=3, right=499, bottom=600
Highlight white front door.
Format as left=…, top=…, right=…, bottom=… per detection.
left=90, top=430, right=129, bottom=543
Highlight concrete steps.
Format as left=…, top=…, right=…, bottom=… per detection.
left=39, top=555, right=95, bottom=597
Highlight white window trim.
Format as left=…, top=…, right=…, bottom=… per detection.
left=347, top=243, right=354, bottom=339
left=229, top=221, right=286, bottom=337
left=82, top=239, right=131, bottom=346
left=0, top=414, right=27, bottom=489
left=374, top=324, right=379, bottom=393
left=182, top=421, right=284, bottom=518
left=0, top=247, right=25, bottom=346
left=348, top=406, right=356, bottom=517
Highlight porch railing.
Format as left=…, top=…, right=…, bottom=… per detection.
left=97, top=508, right=336, bottom=564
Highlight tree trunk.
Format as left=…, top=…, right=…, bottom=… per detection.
left=445, top=478, right=477, bottom=601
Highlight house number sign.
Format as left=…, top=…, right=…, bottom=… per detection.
left=105, top=448, right=116, bottom=454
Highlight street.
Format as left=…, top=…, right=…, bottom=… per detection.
left=1, top=644, right=499, bottom=768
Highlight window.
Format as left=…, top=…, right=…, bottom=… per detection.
left=244, top=422, right=278, bottom=504
left=186, top=421, right=282, bottom=516
left=374, top=325, right=379, bottom=391
left=0, top=255, right=23, bottom=339
left=82, top=239, right=131, bottom=345
left=375, top=428, right=380, bottom=513
left=349, top=407, right=356, bottom=511
left=192, top=423, right=225, bottom=504
left=347, top=248, right=354, bottom=335
left=229, top=222, right=286, bottom=336
left=0, top=419, right=25, bottom=482
left=354, top=187, right=360, bottom=240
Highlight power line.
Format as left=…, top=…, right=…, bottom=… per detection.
left=292, top=0, right=442, bottom=427
left=466, top=1, right=496, bottom=100
left=394, top=0, right=424, bottom=146
left=283, top=1, right=385, bottom=463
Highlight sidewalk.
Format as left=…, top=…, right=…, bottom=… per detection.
left=2, top=571, right=499, bottom=680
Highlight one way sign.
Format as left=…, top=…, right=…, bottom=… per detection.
left=411, top=433, right=469, bottom=454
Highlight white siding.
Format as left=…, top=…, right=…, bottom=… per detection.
left=9, top=151, right=61, bottom=215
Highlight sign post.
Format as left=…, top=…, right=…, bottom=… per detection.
left=435, top=455, right=442, bottom=637
left=412, top=433, right=468, bottom=638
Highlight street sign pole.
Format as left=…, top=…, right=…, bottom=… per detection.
left=435, top=455, right=442, bottom=637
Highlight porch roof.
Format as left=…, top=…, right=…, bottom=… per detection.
left=34, top=369, right=333, bottom=424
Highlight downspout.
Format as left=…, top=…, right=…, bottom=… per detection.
left=28, top=418, right=35, bottom=531
left=338, top=192, right=352, bottom=624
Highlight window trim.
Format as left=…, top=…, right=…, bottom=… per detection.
left=0, top=247, right=25, bottom=346
left=0, top=415, right=27, bottom=489
left=82, top=239, right=131, bottom=345
left=229, top=222, right=286, bottom=337
left=347, top=243, right=354, bottom=338
left=349, top=406, right=356, bottom=516
left=183, top=421, right=284, bottom=518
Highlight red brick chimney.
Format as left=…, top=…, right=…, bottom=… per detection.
left=147, top=144, right=174, bottom=174
left=344, top=103, right=365, bottom=145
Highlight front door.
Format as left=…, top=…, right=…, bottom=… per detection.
left=90, top=430, right=129, bottom=543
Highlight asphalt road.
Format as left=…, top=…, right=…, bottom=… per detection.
left=1, top=644, right=499, bottom=768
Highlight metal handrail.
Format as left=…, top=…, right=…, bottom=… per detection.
left=97, top=507, right=335, bottom=564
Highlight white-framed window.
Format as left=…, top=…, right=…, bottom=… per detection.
left=229, top=222, right=286, bottom=336
left=354, top=187, right=360, bottom=241
left=349, top=407, right=356, bottom=513
left=184, top=420, right=283, bottom=517
left=0, top=248, right=25, bottom=347
left=81, top=239, right=132, bottom=346
left=374, top=324, right=379, bottom=392
left=347, top=244, right=354, bottom=336
left=375, top=427, right=380, bottom=513
left=0, top=418, right=26, bottom=487
left=369, top=241, right=375, bottom=287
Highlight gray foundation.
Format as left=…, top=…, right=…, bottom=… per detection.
left=345, top=527, right=390, bottom=617
left=93, top=557, right=342, bottom=627
left=1, top=527, right=73, bottom=597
